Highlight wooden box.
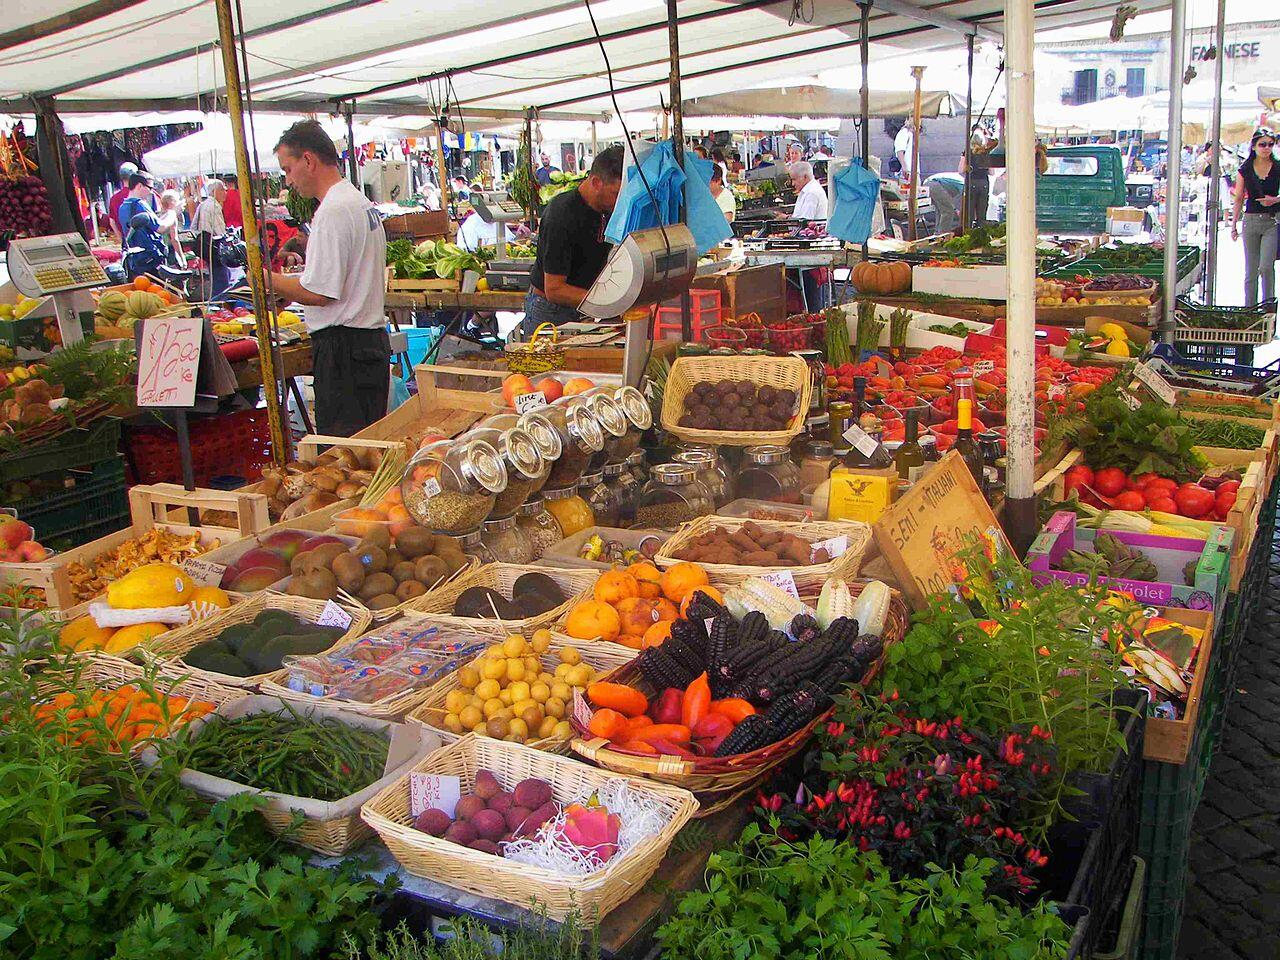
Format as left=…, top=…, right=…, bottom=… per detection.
left=383, top=210, right=451, bottom=241
left=692, top=261, right=787, bottom=324
left=1142, top=607, right=1214, bottom=764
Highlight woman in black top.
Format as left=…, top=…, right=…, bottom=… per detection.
left=1230, top=128, right=1279, bottom=306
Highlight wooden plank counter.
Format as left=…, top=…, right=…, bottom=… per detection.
left=385, top=290, right=528, bottom=311
left=229, top=340, right=313, bottom=389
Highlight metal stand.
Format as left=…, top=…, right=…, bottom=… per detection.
left=1161, top=0, right=1187, bottom=341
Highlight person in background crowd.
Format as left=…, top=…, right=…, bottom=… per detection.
left=522, top=145, right=624, bottom=334
left=157, top=190, right=187, bottom=268
left=789, top=161, right=827, bottom=221
left=222, top=177, right=244, bottom=230
left=1230, top=128, right=1280, bottom=306
left=191, top=180, right=230, bottom=298
left=895, top=119, right=922, bottom=183
left=959, top=134, right=991, bottom=227
left=693, top=145, right=709, bottom=159
left=925, top=171, right=965, bottom=234
left=109, top=162, right=142, bottom=240
left=711, top=148, right=731, bottom=185
left=450, top=176, right=471, bottom=201
left=709, top=164, right=736, bottom=223
left=269, top=120, right=389, bottom=436
left=785, top=142, right=804, bottom=166
left=119, top=173, right=176, bottom=279
left=420, top=179, right=442, bottom=210
left=535, top=152, right=560, bottom=186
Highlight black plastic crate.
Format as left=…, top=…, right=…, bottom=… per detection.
left=0, top=417, right=121, bottom=485
left=1095, top=856, right=1145, bottom=960
left=8, top=458, right=127, bottom=549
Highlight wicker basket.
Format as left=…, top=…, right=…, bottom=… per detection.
left=653, top=515, right=873, bottom=591
left=402, top=563, right=596, bottom=633
left=504, top=322, right=565, bottom=376
left=407, top=636, right=638, bottom=753
left=570, top=580, right=908, bottom=815
left=361, top=734, right=699, bottom=919
left=660, top=355, right=811, bottom=445
left=141, top=593, right=372, bottom=689
left=259, top=616, right=508, bottom=721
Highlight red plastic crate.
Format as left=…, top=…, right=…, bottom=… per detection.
left=125, top=407, right=276, bottom=487
left=654, top=288, right=721, bottom=340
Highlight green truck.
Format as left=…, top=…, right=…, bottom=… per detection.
left=1035, top=145, right=1128, bottom=233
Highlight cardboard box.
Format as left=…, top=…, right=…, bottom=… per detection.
left=912, top=263, right=1008, bottom=301
left=383, top=210, right=451, bottom=241
left=1107, top=206, right=1146, bottom=237
left=1027, top=512, right=1233, bottom=613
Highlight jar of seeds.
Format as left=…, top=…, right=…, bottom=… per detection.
left=516, top=496, right=563, bottom=559
left=401, top=437, right=507, bottom=534
left=635, top=462, right=713, bottom=529
left=463, top=425, right=545, bottom=519
left=541, top=401, right=604, bottom=489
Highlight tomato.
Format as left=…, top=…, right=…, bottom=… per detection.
left=1112, top=490, right=1147, bottom=511
left=1093, top=467, right=1129, bottom=498
left=1131, top=473, right=1161, bottom=487
left=1216, top=480, right=1241, bottom=497
left=1215, top=487, right=1238, bottom=515
left=1147, top=496, right=1177, bottom=514
left=1063, top=464, right=1095, bottom=487
left=1142, top=477, right=1178, bottom=496
left=1174, top=484, right=1215, bottom=519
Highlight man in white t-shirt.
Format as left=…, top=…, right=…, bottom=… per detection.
left=709, top=164, right=736, bottom=223
left=895, top=121, right=920, bottom=181
left=269, top=120, right=389, bottom=436
left=789, top=162, right=828, bottom=221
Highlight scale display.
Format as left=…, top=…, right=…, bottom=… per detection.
left=7, top=234, right=109, bottom=296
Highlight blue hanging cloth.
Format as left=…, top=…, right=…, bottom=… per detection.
left=605, top=140, right=732, bottom=255
left=828, top=162, right=882, bottom=244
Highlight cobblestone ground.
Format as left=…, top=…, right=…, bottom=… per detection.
left=1177, top=532, right=1280, bottom=960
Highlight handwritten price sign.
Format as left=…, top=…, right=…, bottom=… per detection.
left=136, top=316, right=202, bottom=408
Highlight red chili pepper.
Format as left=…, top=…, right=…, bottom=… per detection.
left=681, top=672, right=711, bottom=730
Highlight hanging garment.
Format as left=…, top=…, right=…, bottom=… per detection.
left=828, top=162, right=883, bottom=244
left=604, top=140, right=731, bottom=255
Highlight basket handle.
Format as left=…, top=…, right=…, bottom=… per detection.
left=527, top=322, right=559, bottom=347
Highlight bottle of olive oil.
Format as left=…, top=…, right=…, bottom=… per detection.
left=894, top=408, right=926, bottom=482
left=828, top=377, right=899, bottom=522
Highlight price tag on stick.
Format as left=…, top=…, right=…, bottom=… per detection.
left=409, top=773, right=461, bottom=818
left=759, top=569, right=800, bottom=598
left=515, top=392, right=547, bottom=413
left=316, top=600, right=353, bottom=630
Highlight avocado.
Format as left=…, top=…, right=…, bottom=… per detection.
left=185, top=642, right=252, bottom=676
left=512, top=572, right=564, bottom=605
left=217, top=623, right=256, bottom=654
left=514, top=591, right=559, bottom=618
left=255, top=610, right=304, bottom=631
left=453, top=586, right=521, bottom=620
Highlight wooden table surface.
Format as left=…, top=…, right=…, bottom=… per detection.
left=229, top=340, right=313, bottom=389
left=385, top=290, right=528, bottom=311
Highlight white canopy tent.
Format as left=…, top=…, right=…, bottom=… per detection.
left=140, top=113, right=379, bottom=176
left=681, top=85, right=956, bottom=120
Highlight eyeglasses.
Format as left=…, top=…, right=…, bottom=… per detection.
left=1258, top=141, right=1276, bottom=149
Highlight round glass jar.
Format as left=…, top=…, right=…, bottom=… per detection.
left=463, top=425, right=545, bottom=520
left=539, top=401, right=604, bottom=490
left=735, top=444, right=803, bottom=503
left=516, top=496, right=563, bottom=560
left=437, top=528, right=487, bottom=564
left=401, top=437, right=507, bottom=534
left=561, top=393, right=627, bottom=472
left=626, top=450, right=649, bottom=486
left=635, top=462, right=713, bottom=529
left=579, top=471, right=621, bottom=528
left=483, top=411, right=563, bottom=497
left=672, top=449, right=727, bottom=507
left=605, top=460, right=639, bottom=528
left=674, top=442, right=731, bottom=503
left=609, top=385, right=653, bottom=461
left=542, top=485, right=595, bottom=537
left=798, top=439, right=835, bottom=492
left=791, top=413, right=830, bottom=464
left=480, top=514, right=535, bottom=564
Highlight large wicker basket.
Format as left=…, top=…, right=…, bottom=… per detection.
left=402, top=563, right=596, bottom=633
left=407, top=636, right=638, bottom=753
left=660, top=354, right=812, bottom=445
left=259, top=616, right=508, bottom=721
left=361, top=734, right=699, bottom=919
left=141, top=593, right=372, bottom=689
left=570, top=580, right=909, bottom=815
left=653, top=515, right=873, bottom=591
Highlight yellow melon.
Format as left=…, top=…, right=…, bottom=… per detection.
left=59, top=615, right=116, bottom=653
left=103, top=622, right=168, bottom=655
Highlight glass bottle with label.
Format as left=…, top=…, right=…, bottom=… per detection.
left=839, top=377, right=894, bottom=470
left=894, top=408, right=926, bottom=482
left=954, top=396, right=987, bottom=495
left=827, top=377, right=899, bottom=523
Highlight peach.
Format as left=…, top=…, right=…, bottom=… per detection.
left=563, top=377, right=595, bottom=397
left=502, top=374, right=535, bottom=407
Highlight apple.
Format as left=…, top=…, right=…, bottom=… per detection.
left=534, top=378, right=564, bottom=403
left=0, top=519, right=33, bottom=550
left=0, top=549, right=20, bottom=563
left=17, top=541, right=47, bottom=562
left=502, top=373, right=535, bottom=408
left=563, top=377, right=595, bottom=397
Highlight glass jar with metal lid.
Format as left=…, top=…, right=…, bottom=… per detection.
left=791, top=413, right=830, bottom=463
left=734, top=444, right=803, bottom=503
left=482, top=410, right=563, bottom=497
left=626, top=450, right=649, bottom=486
left=579, top=470, right=621, bottom=528
left=437, top=527, right=488, bottom=564
left=608, top=385, right=653, bottom=461
left=635, top=462, right=713, bottom=529
left=538, top=400, right=604, bottom=490
left=516, top=496, right=563, bottom=559
left=605, top=460, right=640, bottom=527
left=401, top=437, right=507, bottom=534
left=672, top=449, right=727, bottom=507
left=791, top=349, right=826, bottom=412
left=462, top=425, right=545, bottom=520
left=560, top=393, right=627, bottom=472
left=673, top=442, right=731, bottom=505
left=542, top=485, right=595, bottom=537
left=480, top=514, right=535, bottom=564
left=798, top=439, right=835, bottom=492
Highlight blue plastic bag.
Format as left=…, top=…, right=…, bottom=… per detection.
left=605, top=140, right=731, bottom=255
left=828, top=162, right=882, bottom=244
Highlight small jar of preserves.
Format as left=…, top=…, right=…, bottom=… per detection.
left=542, top=486, right=595, bottom=537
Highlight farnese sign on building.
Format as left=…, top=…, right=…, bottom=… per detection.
left=1191, top=40, right=1262, bottom=60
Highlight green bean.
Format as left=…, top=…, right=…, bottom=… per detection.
left=1187, top=417, right=1267, bottom=449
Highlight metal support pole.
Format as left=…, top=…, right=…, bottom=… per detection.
left=343, top=101, right=359, bottom=187
left=214, top=0, right=289, bottom=466
left=1003, top=0, right=1037, bottom=551
left=668, top=0, right=692, bottom=340
left=591, top=120, right=598, bottom=156
left=907, top=66, right=925, bottom=240
left=434, top=121, right=452, bottom=218
left=962, top=35, right=975, bottom=230
left=859, top=1, right=871, bottom=264
left=523, top=110, right=536, bottom=224
left=1204, top=0, right=1226, bottom=303
left=1162, top=0, right=1187, bottom=340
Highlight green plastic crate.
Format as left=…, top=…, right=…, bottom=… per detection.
left=0, top=417, right=121, bottom=484
left=1096, top=857, right=1146, bottom=960
left=9, top=458, right=127, bottom=549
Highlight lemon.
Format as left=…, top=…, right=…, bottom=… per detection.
left=1105, top=339, right=1131, bottom=357
left=476, top=278, right=490, bottom=292
left=1097, top=322, right=1126, bottom=340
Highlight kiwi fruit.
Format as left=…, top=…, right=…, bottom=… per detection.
left=436, top=548, right=468, bottom=575
left=289, top=568, right=337, bottom=600
left=395, top=580, right=428, bottom=601
left=367, top=593, right=400, bottom=611
left=396, top=527, right=436, bottom=559
left=385, top=548, right=404, bottom=569
left=331, top=552, right=366, bottom=593
left=454, top=586, right=520, bottom=620
left=353, top=543, right=388, bottom=574
left=361, top=525, right=392, bottom=550
left=390, top=560, right=418, bottom=584
left=358, top=572, right=397, bottom=602
left=413, top=555, right=449, bottom=587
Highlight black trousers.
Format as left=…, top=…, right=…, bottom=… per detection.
left=310, top=325, right=391, bottom=437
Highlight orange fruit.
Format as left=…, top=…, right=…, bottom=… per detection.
left=564, top=600, right=622, bottom=642
left=660, top=562, right=710, bottom=604
left=593, top=569, right=639, bottom=605
left=642, top=620, right=672, bottom=648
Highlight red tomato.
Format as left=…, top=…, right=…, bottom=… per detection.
left=1064, top=464, right=1095, bottom=486
left=1093, top=467, right=1129, bottom=498
left=1216, top=487, right=1238, bottom=515
left=1131, top=473, right=1161, bottom=487
left=1216, top=480, right=1241, bottom=497
left=1142, top=477, right=1178, bottom=496
left=1112, top=490, right=1147, bottom=511
left=1147, top=496, right=1177, bottom=513
left=1174, top=484, right=1215, bottom=519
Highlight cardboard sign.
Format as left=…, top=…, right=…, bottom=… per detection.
left=872, top=451, right=1011, bottom=609
left=973, top=360, right=995, bottom=375
left=811, top=534, right=849, bottom=562
left=572, top=688, right=594, bottom=730
left=180, top=557, right=227, bottom=587
left=316, top=600, right=353, bottom=630
left=514, top=392, right=547, bottom=413
left=1130, top=362, right=1176, bottom=406
left=136, top=316, right=203, bottom=408
left=409, top=772, right=461, bottom=818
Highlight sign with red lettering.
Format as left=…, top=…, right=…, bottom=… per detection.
left=136, top=317, right=203, bottom=408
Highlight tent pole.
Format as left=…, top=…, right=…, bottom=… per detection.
left=591, top=121, right=598, bottom=155
left=962, top=34, right=975, bottom=229
left=435, top=120, right=452, bottom=219
left=343, top=101, right=359, bottom=187
left=1204, top=0, right=1226, bottom=303
left=668, top=0, right=692, bottom=341
left=1162, top=0, right=1187, bottom=342
left=859, top=0, right=871, bottom=266
left=907, top=65, right=925, bottom=240
left=1003, top=0, right=1037, bottom=552
left=213, top=0, right=289, bottom=467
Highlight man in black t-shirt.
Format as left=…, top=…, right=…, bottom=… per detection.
left=522, top=146, right=624, bottom=335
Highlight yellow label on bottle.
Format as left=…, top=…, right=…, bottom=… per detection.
left=827, top=469, right=896, bottom=523
left=956, top=397, right=973, bottom=430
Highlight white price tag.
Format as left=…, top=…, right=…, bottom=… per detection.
left=1131, top=362, right=1176, bottom=405
left=973, top=360, right=995, bottom=375
left=423, top=477, right=442, bottom=497
left=1120, top=390, right=1142, bottom=411
left=759, top=569, right=799, bottom=598
left=703, top=617, right=716, bottom=636
left=181, top=557, right=227, bottom=587
left=1047, top=384, right=1067, bottom=401
left=316, top=600, right=353, bottom=630
left=810, top=535, right=849, bottom=561
left=514, top=391, right=548, bottom=413
left=409, top=773, right=461, bottom=818
left=572, top=689, right=595, bottom=730
left=842, top=423, right=880, bottom=459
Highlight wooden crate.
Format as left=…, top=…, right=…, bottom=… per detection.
left=414, top=364, right=622, bottom=417
left=692, top=261, right=787, bottom=324
left=383, top=210, right=450, bottom=241
left=353, top=393, right=484, bottom=445
left=0, top=485, right=268, bottom=617
left=1142, top=607, right=1214, bottom=764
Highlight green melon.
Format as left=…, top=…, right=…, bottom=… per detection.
left=125, top=290, right=161, bottom=320
left=97, top=290, right=128, bottom=322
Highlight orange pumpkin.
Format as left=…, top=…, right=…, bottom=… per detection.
left=852, top=260, right=912, bottom=296
left=564, top=600, right=622, bottom=642
left=628, top=561, right=663, bottom=599
left=660, top=562, right=709, bottom=604
left=680, top=585, right=724, bottom=617
left=594, top=569, right=639, bottom=605
left=616, top=596, right=659, bottom=637
left=642, top=620, right=672, bottom=648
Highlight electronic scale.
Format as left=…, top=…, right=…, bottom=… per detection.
left=6, top=233, right=109, bottom=347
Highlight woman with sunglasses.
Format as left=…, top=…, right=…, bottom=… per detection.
left=1230, top=129, right=1279, bottom=306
